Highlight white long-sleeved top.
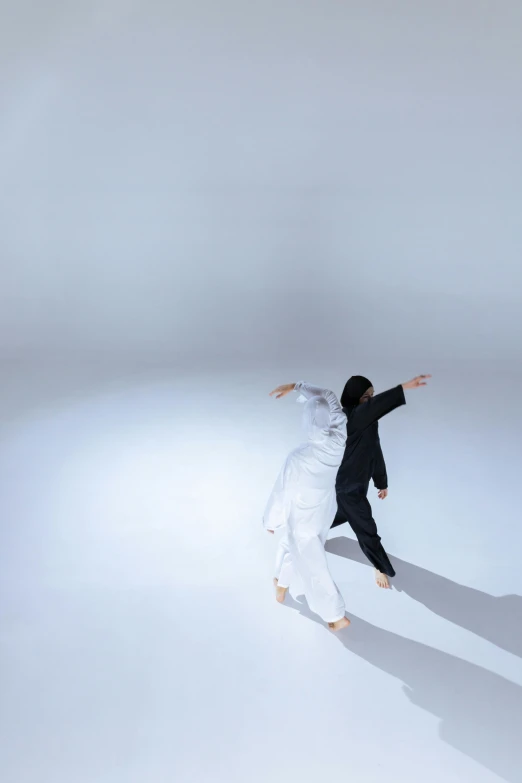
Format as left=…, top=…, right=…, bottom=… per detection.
left=263, top=382, right=347, bottom=531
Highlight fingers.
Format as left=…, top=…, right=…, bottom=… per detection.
left=404, top=376, right=430, bottom=390
left=411, top=375, right=430, bottom=387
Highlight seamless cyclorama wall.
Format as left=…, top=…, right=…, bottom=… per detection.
left=2, top=7, right=522, bottom=781
left=1, top=0, right=521, bottom=371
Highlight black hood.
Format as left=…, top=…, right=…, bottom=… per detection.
left=340, top=375, right=372, bottom=408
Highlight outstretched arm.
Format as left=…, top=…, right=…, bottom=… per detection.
left=351, top=385, right=406, bottom=429
left=351, top=375, right=431, bottom=430
left=269, top=382, right=345, bottom=432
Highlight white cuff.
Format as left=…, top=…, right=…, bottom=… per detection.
left=294, top=381, right=306, bottom=403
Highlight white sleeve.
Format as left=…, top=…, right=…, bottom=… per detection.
left=294, top=381, right=318, bottom=400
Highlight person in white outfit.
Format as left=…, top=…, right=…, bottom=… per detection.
left=264, top=381, right=351, bottom=632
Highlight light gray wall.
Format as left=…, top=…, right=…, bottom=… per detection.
left=1, top=1, right=521, bottom=369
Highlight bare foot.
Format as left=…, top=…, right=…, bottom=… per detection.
left=328, top=617, right=351, bottom=632
left=273, top=577, right=288, bottom=604
left=375, top=569, right=391, bottom=589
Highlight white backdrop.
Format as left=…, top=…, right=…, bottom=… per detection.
left=1, top=3, right=522, bottom=783
left=1, top=0, right=521, bottom=368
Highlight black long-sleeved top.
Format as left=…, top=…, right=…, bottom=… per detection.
left=335, top=385, right=406, bottom=492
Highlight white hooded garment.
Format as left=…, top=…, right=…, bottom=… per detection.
left=263, top=382, right=347, bottom=623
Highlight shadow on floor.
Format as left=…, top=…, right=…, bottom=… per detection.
left=283, top=593, right=522, bottom=783
left=325, top=535, right=522, bottom=659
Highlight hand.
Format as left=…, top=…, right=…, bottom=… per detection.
left=402, top=374, right=431, bottom=390
left=267, top=529, right=275, bottom=534
left=269, top=384, right=296, bottom=399
left=377, top=489, right=388, bottom=500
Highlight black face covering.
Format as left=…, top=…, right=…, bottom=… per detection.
left=340, top=375, right=373, bottom=408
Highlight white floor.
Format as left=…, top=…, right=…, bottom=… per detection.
left=0, top=364, right=521, bottom=783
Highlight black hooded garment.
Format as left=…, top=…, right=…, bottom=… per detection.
left=332, top=382, right=406, bottom=577
left=335, top=383, right=406, bottom=492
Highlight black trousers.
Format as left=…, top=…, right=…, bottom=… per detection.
left=331, top=488, right=396, bottom=578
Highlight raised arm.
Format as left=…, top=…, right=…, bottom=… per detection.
left=350, top=385, right=406, bottom=430
left=351, top=374, right=430, bottom=431
left=270, top=381, right=345, bottom=433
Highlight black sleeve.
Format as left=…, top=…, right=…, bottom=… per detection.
left=372, top=438, right=388, bottom=490
left=351, top=385, right=406, bottom=431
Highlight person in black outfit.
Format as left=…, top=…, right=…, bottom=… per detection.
left=331, top=374, right=431, bottom=588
